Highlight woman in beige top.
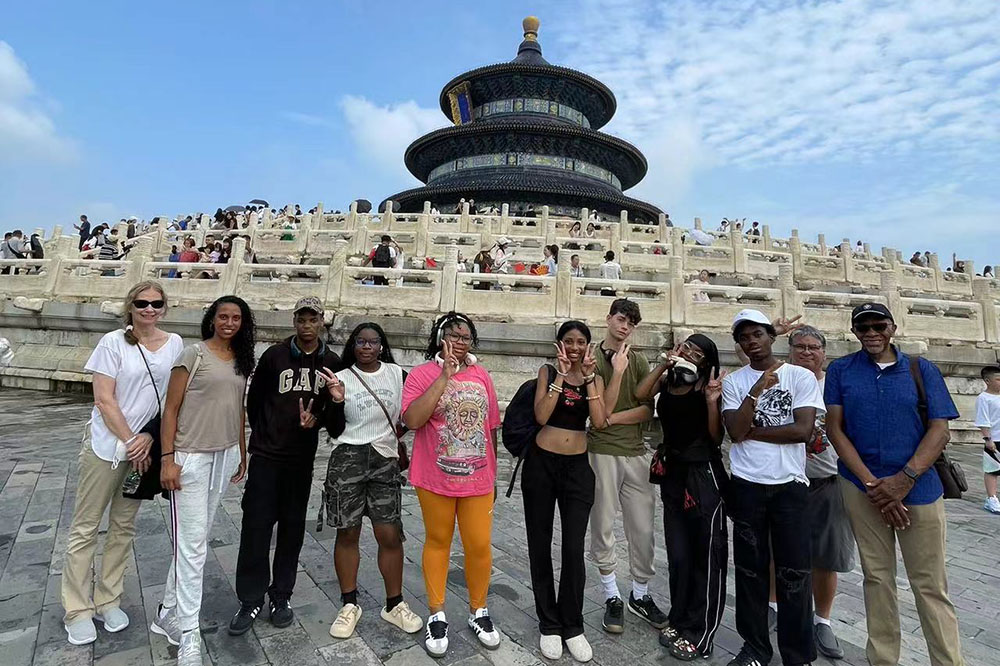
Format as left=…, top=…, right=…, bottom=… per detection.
left=152, top=295, right=256, bottom=666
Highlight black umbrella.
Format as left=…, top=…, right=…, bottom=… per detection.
left=248, top=199, right=269, bottom=206
left=378, top=200, right=401, bottom=213
left=354, top=199, right=372, bottom=214
left=225, top=205, right=246, bottom=212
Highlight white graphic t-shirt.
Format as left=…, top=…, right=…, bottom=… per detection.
left=722, top=363, right=825, bottom=485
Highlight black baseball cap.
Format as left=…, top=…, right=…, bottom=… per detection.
left=851, top=302, right=893, bottom=322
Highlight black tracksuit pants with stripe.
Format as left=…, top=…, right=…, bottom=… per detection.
left=659, top=458, right=728, bottom=653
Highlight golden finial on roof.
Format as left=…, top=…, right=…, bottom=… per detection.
left=522, top=16, right=540, bottom=41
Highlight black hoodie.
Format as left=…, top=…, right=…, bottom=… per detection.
left=247, top=336, right=340, bottom=465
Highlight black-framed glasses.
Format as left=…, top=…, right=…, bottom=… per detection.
left=855, top=322, right=890, bottom=334
left=791, top=343, right=824, bottom=352
left=133, top=299, right=165, bottom=310
left=444, top=333, right=473, bottom=344
left=355, top=338, right=382, bottom=348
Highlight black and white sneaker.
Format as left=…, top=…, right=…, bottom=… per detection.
left=726, top=646, right=765, bottom=666
left=627, top=592, right=668, bottom=629
left=467, top=607, right=500, bottom=649
left=269, top=598, right=294, bottom=628
left=602, top=596, right=624, bottom=633
left=424, top=612, right=449, bottom=658
left=228, top=602, right=261, bottom=636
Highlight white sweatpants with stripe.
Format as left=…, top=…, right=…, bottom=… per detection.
left=162, top=446, right=240, bottom=632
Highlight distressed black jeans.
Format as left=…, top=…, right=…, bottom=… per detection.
left=729, top=477, right=815, bottom=665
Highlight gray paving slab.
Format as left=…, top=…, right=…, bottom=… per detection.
left=3, top=387, right=998, bottom=665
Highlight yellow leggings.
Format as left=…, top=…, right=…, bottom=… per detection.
left=415, top=487, right=494, bottom=611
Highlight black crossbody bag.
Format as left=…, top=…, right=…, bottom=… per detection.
left=122, top=345, right=167, bottom=500
left=909, top=356, right=967, bottom=499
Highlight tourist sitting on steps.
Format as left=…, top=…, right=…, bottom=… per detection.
left=320, top=322, right=423, bottom=640
left=523, top=321, right=606, bottom=662
left=401, top=312, right=502, bottom=658
left=62, top=281, right=183, bottom=647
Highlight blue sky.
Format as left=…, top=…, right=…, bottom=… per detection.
left=2, top=0, right=998, bottom=271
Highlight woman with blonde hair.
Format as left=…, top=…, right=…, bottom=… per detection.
left=62, top=280, right=183, bottom=645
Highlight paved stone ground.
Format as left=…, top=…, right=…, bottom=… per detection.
left=2, top=388, right=998, bottom=666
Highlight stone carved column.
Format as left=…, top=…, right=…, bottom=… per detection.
left=731, top=228, right=747, bottom=274
left=619, top=210, right=628, bottom=241
left=973, top=278, right=999, bottom=343
left=416, top=207, right=430, bottom=258
left=789, top=229, right=803, bottom=281
left=762, top=224, right=772, bottom=249
left=778, top=263, right=799, bottom=321
left=459, top=201, right=470, bottom=233
left=501, top=203, right=510, bottom=235
left=383, top=200, right=396, bottom=229
left=346, top=201, right=358, bottom=230
left=325, top=240, right=348, bottom=309
left=880, top=269, right=905, bottom=337
left=657, top=213, right=668, bottom=243
left=222, top=236, right=246, bottom=296
left=669, top=255, right=686, bottom=327
left=544, top=209, right=556, bottom=247
left=439, top=245, right=459, bottom=313
left=693, top=217, right=702, bottom=230
left=817, top=233, right=827, bottom=256
left=841, top=239, right=854, bottom=283
left=124, top=236, right=155, bottom=287
left=671, top=227, right=685, bottom=270
left=555, top=247, right=571, bottom=318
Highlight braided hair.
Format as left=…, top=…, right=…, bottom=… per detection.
left=424, top=311, right=479, bottom=359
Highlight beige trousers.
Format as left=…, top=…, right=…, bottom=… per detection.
left=840, top=478, right=965, bottom=666
left=588, top=451, right=656, bottom=582
left=61, top=429, right=141, bottom=624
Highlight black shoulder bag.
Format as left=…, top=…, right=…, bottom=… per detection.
left=909, top=356, right=967, bottom=499
left=122, top=344, right=167, bottom=500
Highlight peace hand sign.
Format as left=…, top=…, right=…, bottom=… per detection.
left=611, top=344, right=631, bottom=374
left=299, top=398, right=316, bottom=429
left=317, top=367, right=344, bottom=402
left=751, top=361, right=783, bottom=398
left=441, top=340, right=460, bottom=379
left=704, top=366, right=727, bottom=403
left=582, top=343, right=598, bottom=375
left=773, top=314, right=804, bottom=336
left=553, top=342, right=572, bottom=375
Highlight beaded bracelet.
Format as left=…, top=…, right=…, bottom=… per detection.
left=585, top=395, right=602, bottom=401
left=583, top=373, right=596, bottom=382
left=555, top=369, right=568, bottom=377
left=548, top=383, right=563, bottom=393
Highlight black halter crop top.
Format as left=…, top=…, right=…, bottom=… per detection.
left=546, top=380, right=590, bottom=431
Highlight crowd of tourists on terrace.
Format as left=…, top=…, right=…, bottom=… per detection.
left=51, top=275, right=988, bottom=666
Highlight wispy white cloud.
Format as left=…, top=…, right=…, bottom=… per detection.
left=555, top=0, right=1000, bottom=170
left=0, top=41, right=75, bottom=163
left=339, top=95, right=445, bottom=182
left=280, top=111, right=336, bottom=128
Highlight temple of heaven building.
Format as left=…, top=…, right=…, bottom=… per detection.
left=382, top=16, right=662, bottom=222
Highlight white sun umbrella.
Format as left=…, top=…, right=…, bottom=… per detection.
left=690, top=229, right=714, bottom=246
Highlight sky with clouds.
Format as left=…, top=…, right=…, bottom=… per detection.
left=1, top=0, right=997, bottom=269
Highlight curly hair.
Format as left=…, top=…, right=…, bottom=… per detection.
left=424, top=311, right=478, bottom=359
left=340, top=322, right=397, bottom=369
left=201, top=295, right=256, bottom=377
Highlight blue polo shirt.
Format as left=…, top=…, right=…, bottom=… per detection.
left=824, top=347, right=958, bottom=505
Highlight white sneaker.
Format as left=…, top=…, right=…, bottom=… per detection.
left=424, top=612, right=449, bottom=657
left=177, top=629, right=203, bottom=666
left=381, top=601, right=423, bottom=633
left=95, top=606, right=129, bottom=633
left=467, top=607, right=500, bottom=649
left=65, top=618, right=97, bottom=645
left=539, top=634, right=563, bottom=659
left=984, top=496, right=1000, bottom=514
left=150, top=604, right=181, bottom=646
left=329, top=604, right=362, bottom=639
left=565, top=634, right=593, bottom=663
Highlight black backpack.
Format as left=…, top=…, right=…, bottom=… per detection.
left=372, top=243, right=393, bottom=267
left=501, top=364, right=555, bottom=497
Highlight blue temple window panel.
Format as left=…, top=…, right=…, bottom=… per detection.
left=427, top=152, right=621, bottom=189
left=471, top=98, right=591, bottom=128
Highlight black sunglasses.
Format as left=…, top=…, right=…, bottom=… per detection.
left=854, top=321, right=890, bottom=334
left=133, top=299, right=165, bottom=310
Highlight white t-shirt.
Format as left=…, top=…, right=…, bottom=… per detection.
left=722, top=363, right=825, bottom=485
left=333, top=363, right=404, bottom=459
left=975, top=392, right=1000, bottom=441
left=84, top=330, right=184, bottom=462
left=599, top=261, right=622, bottom=280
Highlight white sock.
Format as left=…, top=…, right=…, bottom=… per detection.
left=632, top=580, right=648, bottom=599
left=600, top=573, right=619, bottom=600
left=814, top=614, right=831, bottom=626
left=768, top=602, right=778, bottom=612
left=429, top=611, right=446, bottom=623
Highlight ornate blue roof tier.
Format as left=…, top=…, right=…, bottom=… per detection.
left=383, top=17, right=663, bottom=222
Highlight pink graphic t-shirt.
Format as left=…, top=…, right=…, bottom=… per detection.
left=401, top=360, right=501, bottom=497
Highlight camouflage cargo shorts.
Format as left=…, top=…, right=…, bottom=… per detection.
left=322, top=443, right=403, bottom=532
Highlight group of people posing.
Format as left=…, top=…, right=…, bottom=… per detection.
left=59, top=279, right=974, bottom=666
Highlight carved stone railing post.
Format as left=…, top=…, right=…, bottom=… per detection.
left=555, top=250, right=571, bottom=318
left=346, top=201, right=358, bottom=230
left=580, top=208, right=589, bottom=227
left=500, top=203, right=510, bottom=234
left=416, top=206, right=430, bottom=257
left=789, top=229, right=803, bottom=280
left=383, top=200, right=395, bottom=228
left=693, top=217, right=702, bottom=230
left=817, top=233, right=827, bottom=256
left=841, top=239, right=854, bottom=283
left=762, top=224, right=772, bottom=249
left=671, top=227, right=686, bottom=269
left=731, top=228, right=747, bottom=274
left=778, top=264, right=799, bottom=320
left=657, top=213, right=668, bottom=242
left=880, top=270, right=905, bottom=336
left=669, top=255, right=686, bottom=327
left=440, top=245, right=459, bottom=312
left=619, top=210, right=629, bottom=241
left=222, top=237, right=246, bottom=296
left=351, top=209, right=369, bottom=256
left=459, top=201, right=471, bottom=233
left=973, top=278, right=999, bottom=343
left=326, top=240, right=348, bottom=309
left=544, top=207, right=556, bottom=246
left=125, top=236, right=155, bottom=286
